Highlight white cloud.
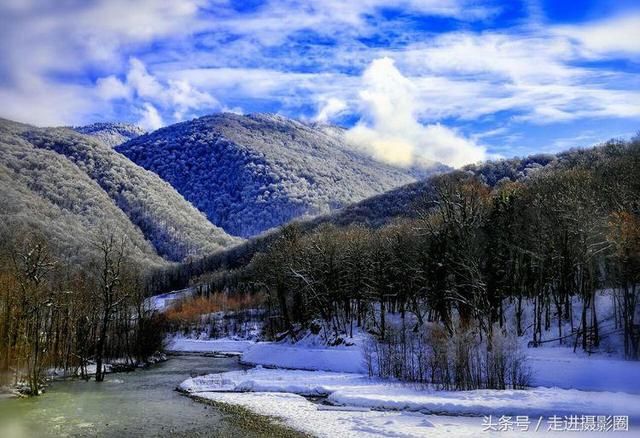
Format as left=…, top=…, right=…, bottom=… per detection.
left=315, top=98, right=348, bottom=122
left=0, top=0, right=205, bottom=126
left=554, top=13, right=640, bottom=58
left=167, top=79, right=219, bottom=120
left=126, top=59, right=165, bottom=101
left=0, top=0, right=638, bottom=149
left=210, top=0, right=493, bottom=46
left=345, top=58, right=486, bottom=168
left=402, top=31, right=579, bottom=84
left=96, top=58, right=220, bottom=127
left=0, top=79, right=102, bottom=127
left=390, top=26, right=640, bottom=124
left=169, top=67, right=358, bottom=114
left=96, top=75, right=131, bottom=100
left=137, top=103, right=163, bottom=131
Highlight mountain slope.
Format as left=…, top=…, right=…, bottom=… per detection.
left=117, top=113, right=446, bottom=237
left=73, top=122, right=145, bottom=147
left=152, top=142, right=629, bottom=292
left=310, top=152, right=558, bottom=228
left=0, top=118, right=240, bottom=263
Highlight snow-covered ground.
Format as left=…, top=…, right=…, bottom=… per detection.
left=173, top=292, right=640, bottom=436
left=194, top=391, right=496, bottom=438
left=182, top=367, right=638, bottom=437
left=177, top=338, right=640, bottom=437
left=527, top=347, right=640, bottom=393
left=165, top=336, right=255, bottom=354
left=180, top=367, right=640, bottom=418
left=167, top=329, right=367, bottom=372
left=241, top=342, right=365, bottom=373
left=169, top=333, right=640, bottom=393
left=146, top=287, right=195, bottom=311
left=166, top=335, right=363, bottom=371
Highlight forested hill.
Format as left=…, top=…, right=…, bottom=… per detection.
left=303, top=152, right=558, bottom=229
left=73, top=122, right=145, bottom=147
left=117, top=113, right=447, bottom=237
left=0, top=118, right=241, bottom=263
left=150, top=137, right=637, bottom=292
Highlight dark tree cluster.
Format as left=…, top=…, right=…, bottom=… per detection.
left=215, top=138, right=639, bottom=388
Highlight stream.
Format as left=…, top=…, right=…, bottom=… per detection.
left=0, top=355, right=267, bottom=437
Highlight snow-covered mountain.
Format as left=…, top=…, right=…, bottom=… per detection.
left=74, top=122, right=145, bottom=147
left=117, top=113, right=446, bottom=237
left=0, top=118, right=240, bottom=263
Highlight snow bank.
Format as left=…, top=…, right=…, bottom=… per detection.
left=165, top=337, right=254, bottom=354
left=328, top=386, right=640, bottom=418
left=165, top=328, right=365, bottom=371
left=147, top=288, right=195, bottom=311
left=241, top=342, right=365, bottom=373
left=194, top=391, right=487, bottom=438
left=171, top=328, right=640, bottom=394
left=180, top=368, right=640, bottom=419
left=180, top=368, right=370, bottom=394
left=527, top=347, right=640, bottom=393
left=240, top=341, right=365, bottom=373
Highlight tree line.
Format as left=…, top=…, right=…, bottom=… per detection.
left=0, top=228, right=164, bottom=395
left=201, top=139, right=639, bottom=388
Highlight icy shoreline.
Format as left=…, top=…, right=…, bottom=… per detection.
left=180, top=367, right=640, bottom=419
left=175, top=338, right=640, bottom=437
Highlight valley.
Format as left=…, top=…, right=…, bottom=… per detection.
left=1, top=2, right=639, bottom=433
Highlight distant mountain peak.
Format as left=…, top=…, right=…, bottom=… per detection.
left=117, top=112, right=445, bottom=238
left=73, top=122, right=146, bottom=147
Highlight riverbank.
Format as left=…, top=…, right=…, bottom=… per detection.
left=181, top=366, right=640, bottom=437
left=177, top=336, right=640, bottom=437
left=0, top=352, right=169, bottom=399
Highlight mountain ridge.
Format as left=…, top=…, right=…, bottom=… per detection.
left=0, top=118, right=241, bottom=263
left=73, top=122, right=146, bottom=147
left=117, top=112, right=448, bottom=237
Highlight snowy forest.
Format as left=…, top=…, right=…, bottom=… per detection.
left=184, top=137, right=640, bottom=390
left=117, top=113, right=433, bottom=237
left=0, top=119, right=240, bottom=264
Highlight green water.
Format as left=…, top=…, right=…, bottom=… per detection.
left=0, top=355, right=262, bottom=437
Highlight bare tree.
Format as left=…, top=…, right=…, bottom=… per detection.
left=91, top=233, right=129, bottom=382
left=11, top=236, right=55, bottom=394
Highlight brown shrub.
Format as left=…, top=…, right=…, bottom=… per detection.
left=164, top=292, right=265, bottom=326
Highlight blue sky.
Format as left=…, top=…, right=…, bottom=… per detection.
left=0, top=0, right=639, bottom=166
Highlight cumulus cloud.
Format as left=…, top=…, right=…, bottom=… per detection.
left=96, top=75, right=131, bottom=100
left=96, top=58, right=219, bottom=128
left=0, top=80, right=102, bottom=127
left=137, top=103, right=164, bottom=131
left=346, top=58, right=486, bottom=168
left=167, top=79, right=219, bottom=120
left=0, top=0, right=204, bottom=126
left=315, top=98, right=348, bottom=123
left=0, top=0, right=638, bottom=154
left=125, top=59, right=165, bottom=101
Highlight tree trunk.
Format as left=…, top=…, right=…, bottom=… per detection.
left=380, top=295, right=386, bottom=341
left=95, top=309, right=109, bottom=382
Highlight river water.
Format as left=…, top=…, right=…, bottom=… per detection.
left=0, top=355, right=262, bottom=437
